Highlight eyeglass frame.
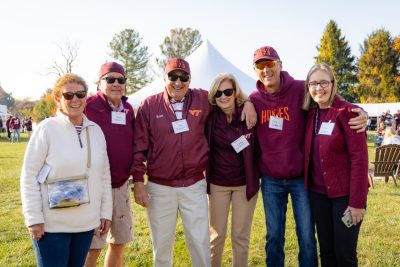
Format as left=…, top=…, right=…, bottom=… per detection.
left=308, top=80, right=334, bottom=89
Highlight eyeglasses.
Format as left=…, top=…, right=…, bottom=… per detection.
left=101, top=76, right=127, bottom=84
left=62, top=90, right=87, bottom=100
left=168, top=73, right=190, bottom=83
left=255, top=60, right=279, bottom=70
left=308, top=80, right=333, bottom=89
left=214, top=88, right=235, bottom=98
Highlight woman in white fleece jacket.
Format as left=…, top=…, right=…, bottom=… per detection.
left=20, top=74, right=112, bottom=267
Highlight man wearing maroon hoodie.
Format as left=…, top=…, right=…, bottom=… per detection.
left=249, top=46, right=367, bottom=267
left=84, top=62, right=135, bottom=267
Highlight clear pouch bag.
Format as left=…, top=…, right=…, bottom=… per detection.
left=47, top=175, right=89, bottom=209
left=47, top=127, right=92, bottom=209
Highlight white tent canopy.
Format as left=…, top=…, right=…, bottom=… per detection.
left=356, top=103, right=400, bottom=117
left=128, top=40, right=256, bottom=109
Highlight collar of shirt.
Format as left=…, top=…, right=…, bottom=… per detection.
left=108, top=99, right=124, bottom=112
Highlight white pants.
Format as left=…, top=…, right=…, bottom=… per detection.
left=146, top=179, right=211, bottom=267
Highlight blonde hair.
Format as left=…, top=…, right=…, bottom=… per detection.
left=208, top=73, right=247, bottom=106
left=302, top=63, right=338, bottom=111
left=384, top=127, right=396, bottom=139
left=53, top=73, right=88, bottom=98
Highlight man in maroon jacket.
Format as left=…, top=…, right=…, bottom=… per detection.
left=133, top=58, right=212, bottom=266
left=84, top=62, right=135, bottom=267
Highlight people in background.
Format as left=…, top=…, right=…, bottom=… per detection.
left=382, top=127, right=400, bottom=145
left=206, top=73, right=259, bottom=267
left=25, top=117, right=33, bottom=139
left=20, top=74, right=112, bottom=267
left=6, top=115, right=12, bottom=140
left=303, top=63, right=368, bottom=267
left=375, top=121, right=385, bottom=146
left=10, top=115, right=21, bottom=143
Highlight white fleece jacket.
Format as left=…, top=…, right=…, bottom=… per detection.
left=20, top=110, right=112, bottom=233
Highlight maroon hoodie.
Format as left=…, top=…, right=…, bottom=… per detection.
left=84, top=91, right=135, bottom=188
left=250, top=71, right=306, bottom=179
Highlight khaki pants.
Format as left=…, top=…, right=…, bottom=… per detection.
left=208, top=184, right=258, bottom=267
left=146, top=179, right=211, bottom=267
left=90, top=180, right=134, bottom=249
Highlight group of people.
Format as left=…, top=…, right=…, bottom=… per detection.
left=0, top=115, right=32, bottom=142
left=20, top=45, right=369, bottom=267
left=374, top=110, right=400, bottom=146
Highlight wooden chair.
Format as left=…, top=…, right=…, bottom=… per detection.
left=369, top=144, right=400, bottom=188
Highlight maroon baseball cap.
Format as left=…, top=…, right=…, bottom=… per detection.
left=253, top=46, right=280, bottom=63
left=99, top=62, right=125, bottom=79
left=164, top=58, right=191, bottom=75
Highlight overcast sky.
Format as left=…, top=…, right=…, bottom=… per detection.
left=0, top=0, right=398, bottom=100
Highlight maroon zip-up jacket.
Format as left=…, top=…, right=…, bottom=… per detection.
left=304, top=96, right=369, bottom=208
left=84, top=91, right=135, bottom=188
left=133, top=88, right=211, bottom=187
left=206, top=105, right=260, bottom=200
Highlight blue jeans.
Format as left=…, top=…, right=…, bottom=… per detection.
left=261, top=175, right=317, bottom=267
left=32, top=230, right=94, bottom=267
left=12, top=129, right=20, bottom=142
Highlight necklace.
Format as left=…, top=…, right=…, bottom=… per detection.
left=314, top=109, right=319, bottom=135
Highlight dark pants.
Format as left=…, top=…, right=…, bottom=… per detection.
left=32, top=230, right=94, bottom=267
left=7, top=128, right=11, bottom=139
left=309, top=192, right=361, bottom=267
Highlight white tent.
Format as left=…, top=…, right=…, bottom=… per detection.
left=128, top=40, right=256, bottom=109
left=356, top=103, right=400, bottom=117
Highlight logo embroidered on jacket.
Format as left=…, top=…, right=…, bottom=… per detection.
left=189, top=110, right=202, bottom=116
left=156, top=114, right=164, bottom=119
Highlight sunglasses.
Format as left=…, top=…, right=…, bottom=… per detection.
left=62, top=90, right=87, bottom=100
left=102, top=76, right=127, bottom=84
left=214, top=88, right=235, bottom=98
left=168, top=73, right=190, bottom=82
left=255, top=60, right=279, bottom=70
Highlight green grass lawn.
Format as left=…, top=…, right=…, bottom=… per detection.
left=1, top=133, right=400, bottom=266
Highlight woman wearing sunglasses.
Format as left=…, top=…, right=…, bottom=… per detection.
left=303, top=63, right=368, bottom=266
left=20, top=74, right=112, bottom=267
left=206, top=73, right=259, bottom=267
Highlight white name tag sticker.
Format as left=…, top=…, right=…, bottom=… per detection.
left=319, top=122, right=335, bottom=135
left=111, top=111, right=126, bottom=125
left=231, top=135, right=250, bottom=153
left=172, top=119, right=189, bottom=134
left=269, top=116, right=283, bottom=131
left=36, top=164, right=51, bottom=184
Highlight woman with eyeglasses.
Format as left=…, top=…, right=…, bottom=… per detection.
left=20, top=74, right=112, bottom=267
left=206, top=73, right=259, bottom=267
left=302, top=63, right=368, bottom=267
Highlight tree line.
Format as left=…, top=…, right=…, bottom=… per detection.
left=1, top=21, right=399, bottom=121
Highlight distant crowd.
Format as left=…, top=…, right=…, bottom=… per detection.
left=0, top=115, right=33, bottom=142
left=374, top=109, right=400, bottom=146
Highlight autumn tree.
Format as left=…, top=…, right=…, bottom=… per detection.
left=355, top=29, right=400, bottom=103
left=32, top=89, right=57, bottom=122
left=315, top=20, right=357, bottom=101
left=109, top=29, right=153, bottom=94
left=156, top=28, right=202, bottom=71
